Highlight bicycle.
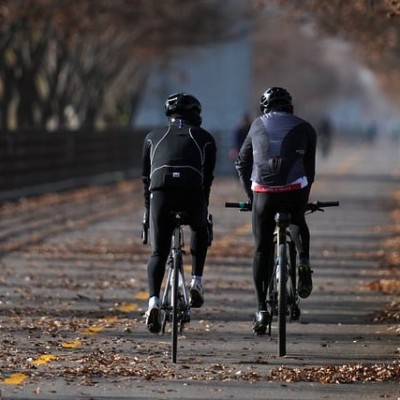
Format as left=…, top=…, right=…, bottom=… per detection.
left=161, top=211, right=192, bottom=363
left=142, top=211, right=190, bottom=363
left=225, top=200, right=339, bottom=357
left=142, top=210, right=213, bottom=363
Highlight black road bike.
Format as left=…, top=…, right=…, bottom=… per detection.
left=142, top=212, right=213, bottom=363
left=225, top=200, right=339, bottom=356
left=161, top=212, right=191, bottom=363
left=142, top=211, right=190, bottom=363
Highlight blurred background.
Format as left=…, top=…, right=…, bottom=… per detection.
left=1, top=0, right=400, bottom=192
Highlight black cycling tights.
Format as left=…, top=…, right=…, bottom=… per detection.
left=252, top=187, right=311, bottom=310
left=147, top=190, right=209, bottom=298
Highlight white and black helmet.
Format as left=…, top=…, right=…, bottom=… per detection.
left=165, top=92, right=202, bottom=119
left=260, top=87, right=292, bottom=113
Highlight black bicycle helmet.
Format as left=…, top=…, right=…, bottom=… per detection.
left=260, top=87, right=293, bottom=113
left=165, top=92, right=202, bottom=119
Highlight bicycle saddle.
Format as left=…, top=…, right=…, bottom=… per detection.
left=274, top=211, right=291, bottom=227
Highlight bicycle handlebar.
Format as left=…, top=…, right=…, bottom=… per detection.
left=225, top=200, right=339, bottom=212
left=306, top=200, right=339, bottom=212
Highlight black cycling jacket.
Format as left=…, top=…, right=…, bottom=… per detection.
left=235, top=111, right=316, bottom=200
left=142, top=118, right=217, bottom=209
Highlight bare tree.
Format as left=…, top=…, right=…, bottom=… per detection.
left=0, top=0, right=240, bottom=131
left=250, top=0, right=400, bottom=104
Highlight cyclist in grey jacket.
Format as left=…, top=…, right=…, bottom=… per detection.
left=235, top=87, right=317, bottom=335
left=142, top=92, right=217, bottom=334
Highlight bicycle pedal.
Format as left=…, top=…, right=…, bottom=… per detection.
left=291, top=305, right=301, bottom=321
left=164, top=314, right=171, bottom=323
left=253, top=327, right=267, bottom=336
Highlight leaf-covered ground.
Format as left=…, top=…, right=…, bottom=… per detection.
left=0, top=180, right=398, bottom=388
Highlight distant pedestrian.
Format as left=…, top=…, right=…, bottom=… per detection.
left=365, top=121, right=378, bottom=142
left=318, top=116, right=333, bottom=158
left=229, top=113, right=251, bottom=161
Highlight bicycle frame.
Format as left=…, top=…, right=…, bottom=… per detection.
left=269, top=222, right=300, bottom=315
left=268, top=210, right=296, bottom=356
left=160, top=212, right=191, bottom=363
left=225, top=200, right=339, bottom=357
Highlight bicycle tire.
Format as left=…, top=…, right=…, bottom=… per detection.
left=277, top=243, right=287, bottom=357
left=171, top=250, right=181, bottom=363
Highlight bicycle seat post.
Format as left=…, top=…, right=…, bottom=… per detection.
left=275, top=211, right=291, bottom=228
left=170, top=211, right=187, bottom=251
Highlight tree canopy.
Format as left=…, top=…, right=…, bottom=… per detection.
left=1, top=0, right=399, bottom=131
left=0, top=0, right=238, bottom=131
left=262, top=0, right=400, bottom=104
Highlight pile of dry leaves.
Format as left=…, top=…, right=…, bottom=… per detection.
left=365, top=190, right=400, bottom=325
left=268, top=361, right=400, bottom=383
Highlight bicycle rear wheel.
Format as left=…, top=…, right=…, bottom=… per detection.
left=277, top=243, right=287, bottom=357
left=171, top=251, right=181, bottom=363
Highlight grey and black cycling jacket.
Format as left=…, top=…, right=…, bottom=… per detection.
left=235, top=111, right=316, bottom=198
left=142, top=119, right=217, bottom=208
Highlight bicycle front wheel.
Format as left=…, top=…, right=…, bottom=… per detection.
left=277, top=243, right=287, bottom=357
left=171, top=251, right=182, bottom=363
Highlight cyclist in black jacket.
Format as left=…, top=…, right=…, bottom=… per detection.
left=235, top=87, right=317, bottom=335
left=142, top=92, right=217, bottom=334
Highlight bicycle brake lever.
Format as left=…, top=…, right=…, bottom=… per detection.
left=307, top=205, right=322, bottom=214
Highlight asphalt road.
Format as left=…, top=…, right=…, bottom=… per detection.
left=0, top=136, right=399, bottom=399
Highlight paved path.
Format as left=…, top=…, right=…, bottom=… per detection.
left=0, top=136, right=399, bottom=399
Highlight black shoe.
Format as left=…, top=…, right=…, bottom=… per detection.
left=298, top=259, right=313, bottom=299
left=252, top=310, right=270, bottom=335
